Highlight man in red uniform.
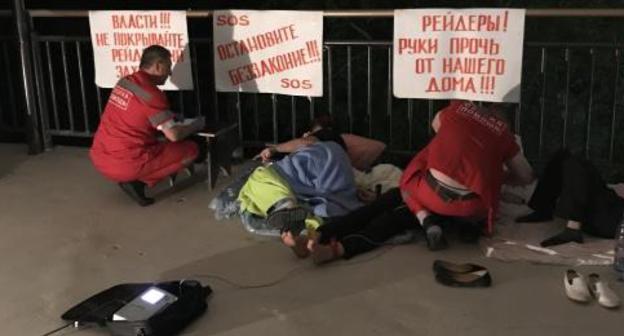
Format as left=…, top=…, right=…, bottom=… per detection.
left=90, top=45, right=205, bottom=206
left=400, top=100, right=534, bottom=249
left=309, top=100, right=535, bottom=264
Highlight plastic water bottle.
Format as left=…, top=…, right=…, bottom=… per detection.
left=614, top=215, right=624, bottom=281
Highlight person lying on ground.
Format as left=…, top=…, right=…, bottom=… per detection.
left=516, top=148, right=624, bottom=247
left=237, top=117, right=362, bottom=258
left=90, top=45, right=206, bottom=206
left=307, top=100, right=535, bottom=264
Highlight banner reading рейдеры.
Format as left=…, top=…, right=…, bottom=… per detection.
left=213, top=10, right=323, bottom=97
left=393, top=8, right=525, bottom=102
left=89, top=10, right=193, bottom=90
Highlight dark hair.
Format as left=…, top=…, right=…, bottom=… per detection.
left=309, top=114, right=334, bottom=131
left=139, top=45, right=171, bottom=69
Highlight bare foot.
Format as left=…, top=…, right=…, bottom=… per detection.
left=281, top=232, right=310, bottom=258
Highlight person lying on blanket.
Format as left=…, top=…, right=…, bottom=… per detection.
left=307, top=100, right=535, bottom=264
left=237, top=116, right=363, bottom=258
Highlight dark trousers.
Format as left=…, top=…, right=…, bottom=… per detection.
left=529, top=149, right=624, bottom=238
left=317, top=188, right=418, bottom=259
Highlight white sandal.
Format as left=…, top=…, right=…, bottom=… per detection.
left=564, top=269, right=591, bottom=303
left=587, top=273, right=621, bottom=309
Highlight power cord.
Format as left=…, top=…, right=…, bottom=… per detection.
left=191, top=243, right=396, bottom=290
left=37, top=298, right=128, bottom=336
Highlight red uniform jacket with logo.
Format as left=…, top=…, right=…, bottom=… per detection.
left=90, top=70, right=175, bottom=182
left=399, top=100, right=519, bottom=234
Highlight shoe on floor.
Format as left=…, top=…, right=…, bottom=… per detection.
left=433, top=260, right=487, bottom=275
left=587, top=273, right=621, bottom=309
left=564, top=269, right=591, bottom=303
left=118, top=181, right=154, bottom=207
left=422, top=215, right=448, bottom=251
left=267, top=207, right=308, bottom=236
left=435, top=269, right=492, bottom=288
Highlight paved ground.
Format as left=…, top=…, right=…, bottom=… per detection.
left=1, top=144, right=623, bottom=336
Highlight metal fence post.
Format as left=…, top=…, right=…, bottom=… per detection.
left=13, top=0, right=43, bottom=154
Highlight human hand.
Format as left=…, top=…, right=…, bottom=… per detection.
left=259, top=147, right=277, bottom=162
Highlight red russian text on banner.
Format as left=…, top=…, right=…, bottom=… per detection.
left=89, top=10, right=193, bottom=90
left=393, top=8, right=525, bottom=102
left=213, top=10, right=323, bottom=97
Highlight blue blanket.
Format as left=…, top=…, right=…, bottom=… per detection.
left=273, top=142, right=362, bottom=218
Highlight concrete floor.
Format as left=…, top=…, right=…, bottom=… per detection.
left=1, top=143, right=623, bottom=336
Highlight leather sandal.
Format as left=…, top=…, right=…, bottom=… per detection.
left=433, top=260, right=487, bottom=275
left=435, top=269, right=492, bottom=288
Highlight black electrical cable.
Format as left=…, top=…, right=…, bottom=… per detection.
left=37, top=298, right=128, bottom=336
left=192, top=243, right=396, bottom=290
left=39, top=322, right=73, bottom=336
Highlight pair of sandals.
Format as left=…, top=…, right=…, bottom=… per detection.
left=433, top=260, right=492, bottom=288
left=564, top=270, right=620, bottom=308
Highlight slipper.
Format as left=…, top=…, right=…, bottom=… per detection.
left=587, top=273, right=621, bottom=309
left=266, top=207, right=308, bottom=235
left=435, top=269, right=492, bottom=288
left=433, top=260, right=487, bottom=275
left=564, top=269, right=591, bottom=303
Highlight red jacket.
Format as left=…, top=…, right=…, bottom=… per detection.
left=400, top=101, right=519, bottom=233
left=90, top=70, right=174, bottom=182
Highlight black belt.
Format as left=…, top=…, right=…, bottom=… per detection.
left=424, top=171, right=478, bottom=202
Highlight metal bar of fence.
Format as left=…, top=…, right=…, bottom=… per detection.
left=60, top=41, right=74, bottom=132
left=253, top=94, right=259, bottom=140
left=237, top=92, right=243, bottom=142
left=366, top=46, right=372, bottom=137
left=271, top=94, right=278, bottom=143
left=563, top=48, right=570, bottom=147
left=309, top=96, right=314, bottom=121
left=75, top=41, right=90, bottom=132
left=609, top=49, right=620, bottom=162
left=538, top=47, right=546, bottom=158
left=427, top=100, right=433, bottom=137
left=28, top=9, right=624, bottom=18
left=31, top=26, right=53, bottom=149
left=95, top=86, right=103, bottom=115
left=190, top=44, right=201, bottom=116
left=407, top=99, right=414, bottom=149
left=326, top=46, right=333, bottom=117
left=2, top=43, right=17, bottom=128
left=347, top=46, right=353, bottom=133
left=45, top=41, right=59, bottom=130
left=386, top=47, right=393, bottom=147
left=178, top=91, right=185, bottom=117
left=585, top=48, right=596, bottom=158
left=291, top=96, right=296, bottom=139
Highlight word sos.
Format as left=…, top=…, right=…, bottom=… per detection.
left=216, top=15, right=249, bottom=26
left=280, top=78, right=312, bottom=89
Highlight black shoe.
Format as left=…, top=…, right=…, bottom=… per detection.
left=540, top=228, right=583, bottom=247
left=267, top=207, right=308, bottom=236
left=433, top=260, right=487, bottom=275
left=422, top=215, right=448, bottom=251
left=516, top=211, right=553, bottom=223
left=118, top=181, right=154, bottom=207
left=435, top=269, right=492, bottom=288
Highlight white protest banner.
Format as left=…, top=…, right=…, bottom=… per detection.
left=393, top=9, right=525, bottom=102
left=89, top=10, right=193, bottom=90
left=213, top=10, right=323, bottom=96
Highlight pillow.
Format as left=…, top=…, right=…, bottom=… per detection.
left=341, top=133, right=386, bottom=170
